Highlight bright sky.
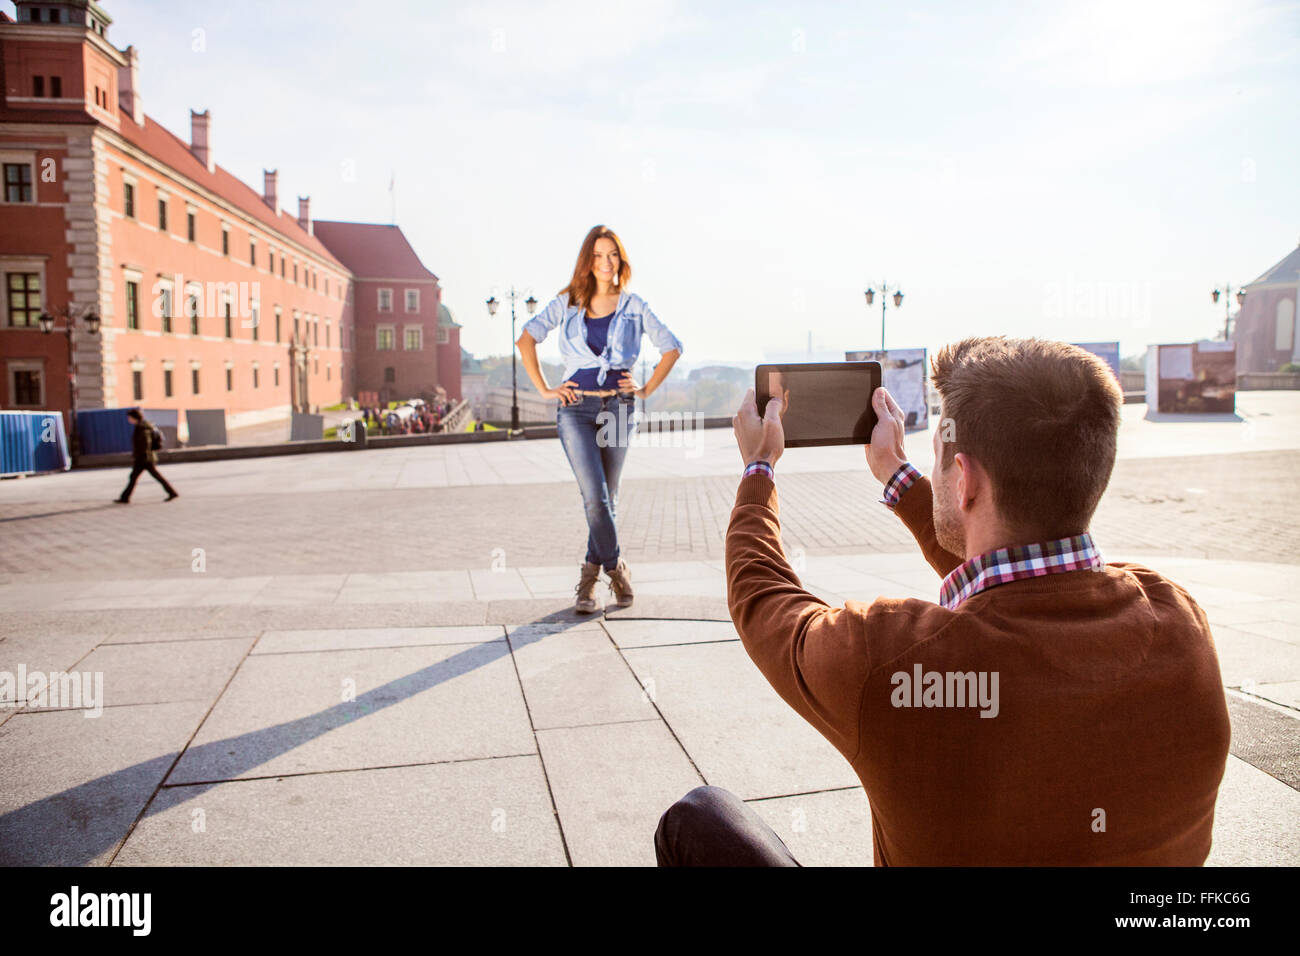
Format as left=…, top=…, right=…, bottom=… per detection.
left=24, top=0, right=1300, bottom=368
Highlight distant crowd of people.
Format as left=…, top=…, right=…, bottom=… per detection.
left=361, top=398, right=451, bottom=436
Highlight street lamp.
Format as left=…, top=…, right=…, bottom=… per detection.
left=1210, top=285, right=1247, bottom=341
left=486, top=287, right=537, bottom=433
left=864, top=282, right=904, bottom=351
left=39, top=303, right=102, bottom=458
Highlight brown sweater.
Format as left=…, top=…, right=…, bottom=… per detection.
left=726, top=472, right=1231, bottom=866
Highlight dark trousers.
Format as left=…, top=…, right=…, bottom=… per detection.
left=655, top=786, right=801, bottom=866
left=121, top=460, right=176, bottom=500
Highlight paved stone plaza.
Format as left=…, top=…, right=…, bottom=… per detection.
left=1, top=393, right=1298, bottom=865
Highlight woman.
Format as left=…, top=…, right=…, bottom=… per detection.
left=517, top=225, right=683, bottom=613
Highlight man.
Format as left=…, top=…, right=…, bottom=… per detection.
left=655, top=337, right=1231, bottom=866
left=116, top=408, right=178, bottom=503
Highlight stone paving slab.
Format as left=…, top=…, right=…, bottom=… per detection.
left=747, top=787, right=876, bottom=867
left=0, top=631, right=104, bottom=703
left=167, top=640, right=533, bottom=784
left=41, top=637, right=254, bottom=709
left=253, top=625, right=503, bottom=655
left=535, top=719, right=705, bottom=867
left=1207, top=754, right=1300, bottom=866
left=603, top=619, right=740, bottom=648
left=0, top=700, right=212, bottom=866
left=116, top=755, right=568, bottom=866
left=1210, top=627, right=1300, bottom=688
left=506, top=623, right=657, bottom=730
left=622, top=641, right=861, bottom=800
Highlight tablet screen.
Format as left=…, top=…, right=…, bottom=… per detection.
left=758, top=363, right=879, bottom=446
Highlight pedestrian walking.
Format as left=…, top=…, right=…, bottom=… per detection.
left=116, top=408, right=178, bottom=503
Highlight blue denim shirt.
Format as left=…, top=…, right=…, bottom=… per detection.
left=522, top=291, right=683, bottom=387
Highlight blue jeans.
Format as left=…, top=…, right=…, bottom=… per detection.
left=556, top=392, right=638, bottom=571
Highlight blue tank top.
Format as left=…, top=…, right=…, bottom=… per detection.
left=568, top=311, right=627, bottom=389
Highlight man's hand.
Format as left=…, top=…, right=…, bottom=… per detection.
left=733, top=388, right=785, bottom=467
left=866, top=386, right=908, bottom=484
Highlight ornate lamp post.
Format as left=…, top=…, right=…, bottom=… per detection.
left=1210, top=285, right=1247, bottom=342
left=486, top=288, right=537, bottom=432
left=864, top=282, right=904, bottom=350
left=38, top=304, right=101, bottom=458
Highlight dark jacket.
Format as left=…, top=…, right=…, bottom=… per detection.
left=131, top=420, right=158, bottom=465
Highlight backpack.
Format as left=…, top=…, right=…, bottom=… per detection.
left=149, top=425, right=163, bottom=451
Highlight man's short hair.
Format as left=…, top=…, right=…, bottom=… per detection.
left=931, top=337, right=1123, bottom=540
left=126, top=407, right=142, bottom=421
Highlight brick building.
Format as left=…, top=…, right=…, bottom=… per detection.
left=1234, top=241, right=1300, bottom=373
left=311, top=221, right=460, bottom=406
left=0, top=0, right=456, bottom=437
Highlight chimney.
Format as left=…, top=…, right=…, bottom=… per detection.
left=117, top=45, right=144, bottom=126
left=263, top=169, right=278, bottom=211
left=190, top=109, right=214, bottom=173
left=297, top=196, right=312, bottom=235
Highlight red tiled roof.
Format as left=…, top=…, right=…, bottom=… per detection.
left=114, top=111, right=349, bottom=271
left=312, top=220, right=439, bottom=282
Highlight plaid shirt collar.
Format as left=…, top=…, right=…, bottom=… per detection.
left=938, top=533, right=1104, bottom=610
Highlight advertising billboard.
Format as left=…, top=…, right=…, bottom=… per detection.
left=844, top=347, right=929, bottom=430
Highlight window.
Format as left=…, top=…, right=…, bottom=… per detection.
left=436, top=326, right=450, bottom=345
left=384, top=367, right=395, bottom=383
left=376, top=327, right=395, bottom=351
left=313, top=318, right=318, bottom=346
left=251, top=303, right=260, bottom=341
left=191, top=368, right=200, bottom=394
left=221, top=227, right=229, bottom=256
left=186, top=287, right=200, bottom=334
left=158, top=197, right=168, bottom=231
left=275, top=309, right=281, bottom=342
left=158, top=286, right=173, bottom=333
left=224, top=300, right=232, bottom=338
left=274, top=366, right=280, bottom=387
left=294, top=314, right=300, bottom=340
left=268, top=249, right=274, bottom=272
left=123, top=182, right=135, bottom=218
left=1277, top=299, right=1297, bottom=353
left=3, top=163, right=33, bottom=203
left=6, top=273, right=42, bottom=327
left=326, top=364, right=331, bottom=381
left=11, top=366, right=42, bottom=406
left=226, top=368, right=233, bottom=391
left=293, top=262, right=298, bottom=283
left=33, top=76, right=44, bottom=97
left=325, top=321, right=330, bottom=348
left=187, top=211, right=196, bottom=241
left=250, top=239, right=257, bottom=265
left=314, top=357, right=319, bottom=374
left=404, top=327, right=422, bottom=351
left=132, top=370, right=143, bottom=401
left=378, top=288, right=393, bottom=312
left=280, top=257, right=285, bottom=278
left=126, top=280, right=139, bottom=329
left=253, top=366, right=259, bottom=389
left=405, top=289, right=419, bottom=312
left=164, top=368, right=174, bottom=397
left=51, top=76, right=62, bottom=98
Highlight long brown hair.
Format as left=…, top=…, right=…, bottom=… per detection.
left=560, top=225, right=631, bottom=310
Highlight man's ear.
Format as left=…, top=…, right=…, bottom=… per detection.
left=953, top=451, right=982, bottom=514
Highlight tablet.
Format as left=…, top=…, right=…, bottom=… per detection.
left=755, top=362, right=882, bottom=447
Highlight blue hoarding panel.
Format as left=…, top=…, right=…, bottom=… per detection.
left=76, top=407, right=134, bottom=456
left=0, top=410, right=70, bottom=476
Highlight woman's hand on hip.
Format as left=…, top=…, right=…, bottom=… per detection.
left=546, top=381, right=580, bottom=406
left=619, top=372, right=647, bottom=398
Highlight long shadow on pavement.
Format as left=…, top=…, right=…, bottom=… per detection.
left=0, top=611, right=591, bottom=865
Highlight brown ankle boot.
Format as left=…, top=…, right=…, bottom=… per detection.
left=606, top=559, right=634, bottom=608
left=574, top=561, right=601, bottom=613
